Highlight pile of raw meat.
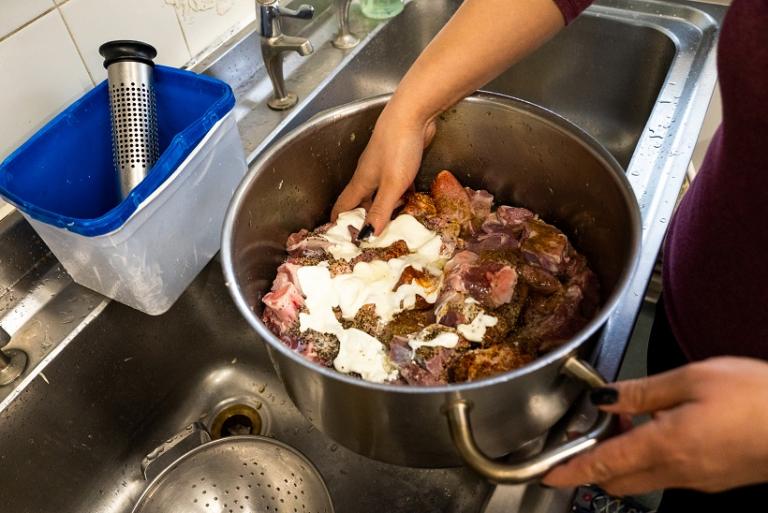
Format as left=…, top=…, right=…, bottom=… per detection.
left=262, top=171, right=599, bottom=385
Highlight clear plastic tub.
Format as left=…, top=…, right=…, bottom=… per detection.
left=0, top=66, right=246, bottom=314
left=26, top=113, right=245, bottom=314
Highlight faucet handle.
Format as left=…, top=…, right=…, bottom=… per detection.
left=280, top=4, right=314, bottom=19
left=258, top=0, right=314, bottom=38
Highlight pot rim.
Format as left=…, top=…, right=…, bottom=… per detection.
left=221, top=92, right=642, bottom=394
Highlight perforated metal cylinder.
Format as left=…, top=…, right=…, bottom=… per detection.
left=100, top=40, right=159, bottom=198
left=106, top=62, right=159, bottom=197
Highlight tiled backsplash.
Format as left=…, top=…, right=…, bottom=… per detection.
left=0, top=0, right=255, bottom=163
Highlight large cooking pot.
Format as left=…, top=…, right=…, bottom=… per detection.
left=221, top=93, right=641, bottom=481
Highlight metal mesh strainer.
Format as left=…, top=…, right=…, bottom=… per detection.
left=132, top=436, right=334, bottom=513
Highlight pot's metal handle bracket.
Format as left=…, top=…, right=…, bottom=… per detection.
left=444, top=356, right=613, bottom=484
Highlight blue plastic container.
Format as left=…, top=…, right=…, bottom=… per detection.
left=0, top=65, right=235, bottom=236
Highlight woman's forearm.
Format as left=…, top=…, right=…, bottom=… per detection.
left=390, top=0, right=565, bottom=122
left=332, top=0, right=569, bottom=230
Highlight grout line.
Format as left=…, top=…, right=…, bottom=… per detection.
left=55, top=4, right=96, bottom=85
left=0, top=6, right=57, bottom=44
left=172, top=5, right=195, bottom=64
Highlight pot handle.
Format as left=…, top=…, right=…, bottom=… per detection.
left=444, top=356, right=613, bottom=484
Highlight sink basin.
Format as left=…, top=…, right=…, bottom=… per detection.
left=279, top=1, right=676, bottom=168
left=0, top=0, right=724, bottom=512
left=0, top=265, right=488, bottom=513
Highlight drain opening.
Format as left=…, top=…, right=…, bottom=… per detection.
left=210, top=404, right=263, bottom=439
left=222, top=414, right=254, bottom=436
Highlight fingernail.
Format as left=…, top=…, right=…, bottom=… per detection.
left=590, top=387, right=618, bottom=406
left=358, top=224, right=374, bottom=240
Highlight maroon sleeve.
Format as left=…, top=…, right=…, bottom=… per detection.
left=551, top=0, right=594, bottom=24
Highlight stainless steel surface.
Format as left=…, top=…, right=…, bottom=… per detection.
left=0, top=265, right=490, bottom=513
left=0, top=0, right=726, bottom=511
left=221, top=92, right=641, bottom=467
left=0, top=210, right=108, bottom=404
left=332, top=0, right=360, bottom=49
left=141, top=422, right=212, bottom=481
left=562, top=356, right=606, bottom=389
left=0, top=348, right=26, bottom=386
left=0, top=211, right=49, bottom=294
left=0, top=326, right=27, bottom=385
left=133, top=432, right=334, bottom=513
left=443, top=357, right=612, bottom=483
left=258, top=0, right=315, bottom=110
left=105, top=62, right=159, bottom=197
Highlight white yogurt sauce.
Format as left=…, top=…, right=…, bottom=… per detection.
left=408, top=330, right=459, bottom=353
left=333, top=259, right=440, bottom=322
left=296, top=211, right=449, bottom=382
left=334, top=328, right=397, bottom=382
left=320, top=208, right=366, bottom=260
left=297, top=264, right=397, bottom=382
left=457, top=313, right=498, bottom=342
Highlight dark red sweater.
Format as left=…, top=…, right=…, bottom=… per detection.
left=553, top=0, right=768, bottom=360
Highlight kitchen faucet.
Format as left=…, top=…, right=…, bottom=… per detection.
left=332, top=0, right=360, bottom=49
left=257, top=0, right=315, bottom=110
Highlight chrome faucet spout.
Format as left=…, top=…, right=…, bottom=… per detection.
left=257, top=0, right=315, bottom=110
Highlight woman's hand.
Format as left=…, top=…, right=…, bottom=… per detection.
left=330, top=0, right=565, bottom=234
left=331, top=103, right=436, bottom=234
left=543, top=356, right=768, bottom=495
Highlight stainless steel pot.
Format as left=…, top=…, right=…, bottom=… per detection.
left=221, top=93, right=641, bottom=482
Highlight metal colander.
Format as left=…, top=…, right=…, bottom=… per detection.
left=132, top=436, right=334, bottom=513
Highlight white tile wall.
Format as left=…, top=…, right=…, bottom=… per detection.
left=0, top=10, right=92, bottom=161
left=171, top=0, right=256, bottom=58
left=0, top=0, right=254, bottom=218
left=60, top=0, right=191, bottom=81
left=0, top=0, right=54, bottom=40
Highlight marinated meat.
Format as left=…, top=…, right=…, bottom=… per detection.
left=351, top=240, right=409, bottom=265
left=431, top=170, right=472, bottom=226
left=262, top=171, right=600, bottom=385
left=262, top=262, right=304, bottom=335
left=450, top=343, right=535, bottom=382
left=402, top=192, right=437, bottom=222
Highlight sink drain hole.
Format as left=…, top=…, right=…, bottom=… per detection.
left=211, top=404, right=263, bottom=439
left=222, top=414, right=254, bottom=436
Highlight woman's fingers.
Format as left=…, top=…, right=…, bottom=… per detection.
left=367, top=180, right=411, bottom=234
left=331, top=172, right=377, bottom=221
left=542, top=422, right=661, bottom=488
left=543, top=370, right=695, bottom=488
left=598, top=366, right=696, bottom=415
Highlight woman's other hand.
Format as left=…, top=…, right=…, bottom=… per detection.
left=543, top=357, right=768, bottom=495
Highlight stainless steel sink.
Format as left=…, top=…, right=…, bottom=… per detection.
left=0, top=264, right=488, bottom=513
left=0, top=0, right=725, bottom=512
left=275, top=0, right=677, bottom=168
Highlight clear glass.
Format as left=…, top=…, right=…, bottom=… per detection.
left=360, top=0, right=404, bottom=19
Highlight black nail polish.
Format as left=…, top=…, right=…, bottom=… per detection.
left=358, top=224, right=374, bottom=240
left=590, top=387, right=618, bottom=406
